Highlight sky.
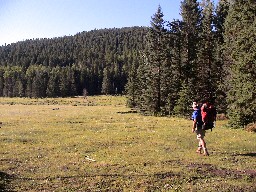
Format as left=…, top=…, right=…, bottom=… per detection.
left=0, top=0, right=218, bottom=46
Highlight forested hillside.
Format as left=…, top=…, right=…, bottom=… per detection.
left=0, top=27, right=148, bottom=97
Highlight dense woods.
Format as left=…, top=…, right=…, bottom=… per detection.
left=126, top=0, right=255, bottom=128
left=0, top=27, right=148, bottom=97
left=0, top=0, right=255, bottom=128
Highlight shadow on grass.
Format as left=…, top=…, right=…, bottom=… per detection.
left=237, top=153, right=256, bottom=157
left=0, top=172, right=14, bottom=192
left=12, top=172, right=179, bottom=182
left=117, top=110, right=137, bottom=114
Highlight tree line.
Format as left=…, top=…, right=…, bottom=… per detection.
left=126, top=0, right=255, bottom=128
left=0, top=27, right=148, bottom=97
left=0, top=0, right=255, bottom=128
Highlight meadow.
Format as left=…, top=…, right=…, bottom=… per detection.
left=0, top=96, right=255, bottom=191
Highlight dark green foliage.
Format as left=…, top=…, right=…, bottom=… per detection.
left=46, top=67, right=61, bottom=97
left=197, top=0, right=216, bottom=99
left=224, top=0, right=256, bottom=127
left=0, top=68, right=4, bottom=97
left=125, top=59, right=141, bottom=107
left=213, top=0, right=230, bottom=113
left=127, top=0, right=255, bottom=128
left=0, top=27, right=148, bottom=97
left=143, top=5, right=168, bottom=114
left=174, top=0, right=202, bottom=115
left=59, top=66, right=77, bottom=97
left=173, top=81, right=193, bottom=117
left=126, top=6, right=181, bottom=115
left=101, top=67, right=112, bottom=95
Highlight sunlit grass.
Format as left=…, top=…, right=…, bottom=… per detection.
left=0, top=96, right=255, bottom=191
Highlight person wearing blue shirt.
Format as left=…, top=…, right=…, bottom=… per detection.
left=192, top=102, right=209, bottom=156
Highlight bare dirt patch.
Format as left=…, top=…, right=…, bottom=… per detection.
left=187, top=162, right=256, bottom=179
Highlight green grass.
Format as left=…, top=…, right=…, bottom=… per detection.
left=0, top=96, right=255, bottom=191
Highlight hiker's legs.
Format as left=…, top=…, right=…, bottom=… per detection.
left=200, top=138, right=209, bottom=156
left=196, top=138, right=205, bottom=154
left=196, top=129, right=208, bottom=155
left=200, top=138, right=206, bottom=148
left=196, top=141, right=202, bottom=153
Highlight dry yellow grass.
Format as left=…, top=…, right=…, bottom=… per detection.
left=0, top=96, right=255, bottom=191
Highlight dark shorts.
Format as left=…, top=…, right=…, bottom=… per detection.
left=196, top=128, right=205, bottom=139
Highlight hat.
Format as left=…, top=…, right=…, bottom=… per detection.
left=192, top=102, right=198, bottom=109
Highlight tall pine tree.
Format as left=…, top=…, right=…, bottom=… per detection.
left=175, top=0, right=201, bottom=115
left=224, top=0, right=256, bottom=127
left=101, top=66, right=112, bottom=95
left=197, top=0, right=216, bottom=100
left=139, top=5, right=173, bottom=115
left=125, top=58, right=141, bottom=107
left=213, top=0, right=230, bottom=113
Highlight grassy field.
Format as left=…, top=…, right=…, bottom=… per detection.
left=0, top=96, right=255, bottom=191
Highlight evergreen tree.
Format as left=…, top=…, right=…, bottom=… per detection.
left=25, top=66, right=36, bottom=98
left=166, top=20, right=185, bottom=115
left=214, top=0, right=229, bottom=44
left=224, top=0, right=256, bottom=127
left=0, top=67, right=4, bottom=96
left=3, top=67, right=15, bottom=97
left=180, top=0, right=201, bottom=79
left=213, top=0, right=230, bottom=113
left=168, top=20, right=183, bottom=82
left=197, top=0, right=216, bottom=99
left=69, top=66, right=78, bottom=96
left=176, top=0, right=201, bottom=115
left=125, top=59, right=140, bottom=107
left=31, top=75, right=41, bottom=98
left=101, top=66, right=112, bottom=95
left=12, top=66, right=25, bottom=97
left=27, top=65, right=49, bottom=98
left=173, top=81, right=191, bottom=116
left=132, top=55, right=151, bottom=112
left=14, top=79, right=25, bottom=97
left=59, top=67, right=69, bottom=97
left=140, top=5, right=170, bottom=114
left=46, top=67, right=60, bottom=97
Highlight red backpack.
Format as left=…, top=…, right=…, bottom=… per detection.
left=201, top=103, right=216, bottom=131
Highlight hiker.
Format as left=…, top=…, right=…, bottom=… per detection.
left=191, top=102, right=209, bottom=156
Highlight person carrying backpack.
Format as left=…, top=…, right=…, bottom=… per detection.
left=191, top=102, right=209, bottom=156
